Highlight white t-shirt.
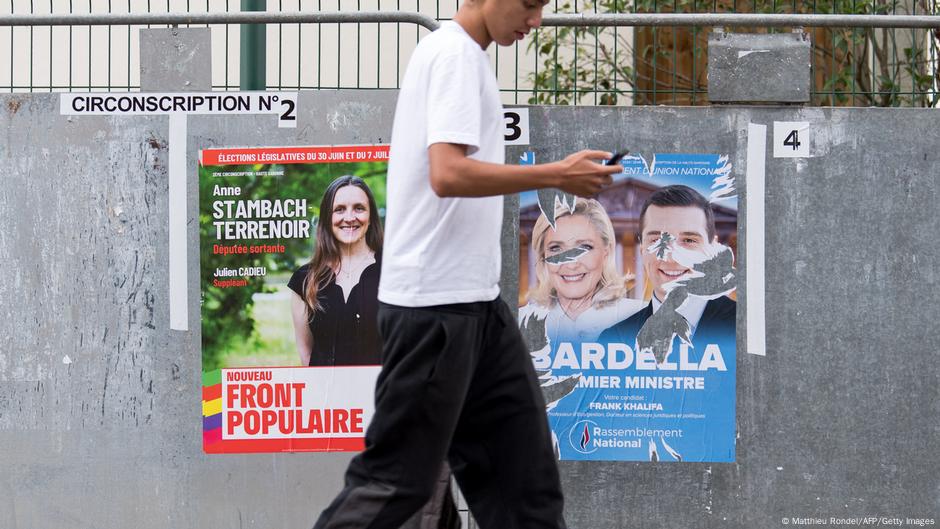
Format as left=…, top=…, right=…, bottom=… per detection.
left=378, top=21, right=505, bottom=307
left=520, top=297, right=646, bottom=343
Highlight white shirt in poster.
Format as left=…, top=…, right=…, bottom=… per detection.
left=520, top=297, right=646, bottom=344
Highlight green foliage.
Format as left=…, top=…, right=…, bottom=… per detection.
left=199, top=160, right=387, bottom=371
left=528, top=6, right=637, bottom=105
left=213, top=281, right=298, bottom=368
left=528, top=0, right=939, bottom=107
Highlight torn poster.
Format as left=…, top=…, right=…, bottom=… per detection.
left=198, top=145, right=389, bottom=453
left=518, top=153, right=737, bottom=462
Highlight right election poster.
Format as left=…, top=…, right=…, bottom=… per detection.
left=518, top=153, right=737, bottom=462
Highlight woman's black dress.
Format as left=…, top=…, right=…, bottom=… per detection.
left=287, top=255, right=381, bottom=367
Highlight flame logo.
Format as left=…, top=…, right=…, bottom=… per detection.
left=569, top=420, right=598, bottom=454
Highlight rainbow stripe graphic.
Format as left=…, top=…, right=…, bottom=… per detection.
left=202, top=370, right=224, bottom=451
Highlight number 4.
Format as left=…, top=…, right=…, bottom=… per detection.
left=773, top=121, right=809, bottom=158
left=783, top=129, right=800, bottom=150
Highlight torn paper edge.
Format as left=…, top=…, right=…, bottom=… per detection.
left=169, top=114, right=189, bottom=331
left=745, top=122, right=766, bottom=356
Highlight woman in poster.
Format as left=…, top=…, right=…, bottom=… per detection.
left=522, top=199, right=645, bottom=343
left=288, top=175, right=383, bottom=367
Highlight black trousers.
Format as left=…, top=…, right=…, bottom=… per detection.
left=313, top=299, right=567, bottom=529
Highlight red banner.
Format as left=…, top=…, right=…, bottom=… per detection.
left=200, top=145, right=390, bottom=166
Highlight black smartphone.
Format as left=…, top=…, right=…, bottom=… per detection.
left=605, top=150, right=629, bottom=166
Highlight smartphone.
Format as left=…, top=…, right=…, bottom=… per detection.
left=605, top=150, right=629, bottom=166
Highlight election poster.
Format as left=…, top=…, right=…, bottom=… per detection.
left=199, top=144, right=389, bottom=453
left=518, top=153, right=737, bottom=462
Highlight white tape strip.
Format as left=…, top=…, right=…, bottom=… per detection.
left=168, top=114, right=188, bottom=331
left=746, top=122, right=767, bottom=356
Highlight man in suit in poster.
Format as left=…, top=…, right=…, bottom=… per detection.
left=599, top=185, right=735, bottom=351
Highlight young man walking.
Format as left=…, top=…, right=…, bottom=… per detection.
left=313, top=1, right=621, bottom=527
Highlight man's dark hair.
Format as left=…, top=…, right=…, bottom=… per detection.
left=638, top=185, right=716, bottom=241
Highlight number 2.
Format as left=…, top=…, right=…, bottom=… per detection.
left=280, top=99, right=297, bottom=122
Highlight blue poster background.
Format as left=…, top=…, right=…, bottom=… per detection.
left=547, top=325, right=736, bottom=462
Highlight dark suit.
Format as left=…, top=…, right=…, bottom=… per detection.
left=598, top=295, right=736, bottom=346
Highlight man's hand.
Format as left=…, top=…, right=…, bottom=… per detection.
left=427, top=144, right=622, bottom=198
left=550, top=150, right=621, bottom=197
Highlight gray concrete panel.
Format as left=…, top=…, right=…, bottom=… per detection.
left=501, top=193, right=521, bottom=309
left=708, top=32, right=812, bottom=103
left=139, top=28, right=212, bottom=92
left=1, top=93, right=939, bottom=528
left=0, top=90, right=396, bottom=529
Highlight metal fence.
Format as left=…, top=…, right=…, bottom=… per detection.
left=0, top=1, right=463, bottom=94
left=534, top=3, right=940, bottom=107
left=1, top=1, right=938, bottom=106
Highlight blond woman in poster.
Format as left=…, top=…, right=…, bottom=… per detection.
left=521, top=199, right=644, bottom=343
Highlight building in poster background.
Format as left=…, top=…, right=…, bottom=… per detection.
left=518, top=153, right=737, bottom=462
left=199, top=144, right=389, bottom=454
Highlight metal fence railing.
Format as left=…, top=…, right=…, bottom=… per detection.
left=534, top=5, right=940, bottom=107
left=1, top=1, right=938, bottom=107
left=0, top=2, right=462, bottom=94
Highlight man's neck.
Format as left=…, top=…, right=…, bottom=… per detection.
left=652, top=291, right=665, bottom=306
left=453, top=7, right=492, bottom=49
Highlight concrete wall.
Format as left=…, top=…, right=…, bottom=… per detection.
left=1, top=93, right=938, bottom=528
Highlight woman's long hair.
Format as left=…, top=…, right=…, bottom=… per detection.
left=526, top=199, right=628, bottom=308
left=304, top=175, right=383, bottom=314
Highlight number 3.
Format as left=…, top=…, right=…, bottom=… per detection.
left=504, top=111, right=522, bottom=142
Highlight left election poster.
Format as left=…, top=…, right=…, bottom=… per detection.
left=199, top=144, right=389, bottom=453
